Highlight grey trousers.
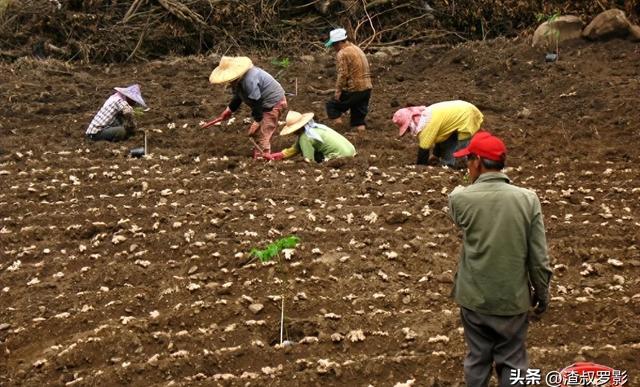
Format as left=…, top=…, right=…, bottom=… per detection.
left=460, top=307, right=528, bottom=387
left=87, top=115, right=135, bottom=142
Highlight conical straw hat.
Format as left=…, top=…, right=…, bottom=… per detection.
left=280, top=110, right=315, bottom=136
left=209, top=56, right=253, bottom=84
left=114, top=84, right=147, bottom=107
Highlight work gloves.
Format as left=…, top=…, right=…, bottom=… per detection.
left=416, top=148, right=430, bottom=165
left=531, top=290, right=549, bottom=315
left=253, top=149, right=278, bottom=161
left=533, top=294, right=549, bottom=315
left=200, top=107, right=233, bottom=129
left=263, top=152, right=284, bottom=161
left=417, top=148, right=442, bottom=166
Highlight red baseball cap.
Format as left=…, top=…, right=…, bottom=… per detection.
left=453, top=131, right=506, bottom=161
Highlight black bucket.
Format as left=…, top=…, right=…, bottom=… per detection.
left=129, top=147, right=145, bottom=158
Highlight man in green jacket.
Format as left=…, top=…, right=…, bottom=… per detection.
left=265, top=110, right=356, bottom=163
left=448, top=132, right=552, bottom=387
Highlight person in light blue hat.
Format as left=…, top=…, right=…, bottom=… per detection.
left=324, top=27, right=372, bottom=132
left=85, top=84, right=147, bottom=142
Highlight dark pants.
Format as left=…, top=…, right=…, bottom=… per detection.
left=86, top=116, right=134, bottom=142
left=326, top=89, right=371, bottom=127
left=313, top=150, right=325, bottom=163
left=433, top=131, right=470, bottom=168
left=460, top=307, right=528, bottom=387
left=87, top=125, right=132, bottom=142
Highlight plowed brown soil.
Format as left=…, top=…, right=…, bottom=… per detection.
left=1, top=37, right=639, bottom=386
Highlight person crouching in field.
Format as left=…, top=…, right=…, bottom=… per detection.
left=265, top=110, right=355, bottom=163
left=392, top=100, right=483, bottom=167
left=85, top=84, right=147, bottom=142
left=203, top=56, right=287, bottom=159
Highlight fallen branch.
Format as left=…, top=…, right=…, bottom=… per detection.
left=284, top=0, right=321, bottom=11
left=360, top=0, right=377, bottom=50
left=372, top=12, right=434, bottom=39
left=123, top=0, right=148, bottom=23
left=157, top=0, right=206, bottom=26
left=307, top=85, right=335, bottom=95
left=365, top=0, right=395, bottom=10
left=126, top=17, right=150, bottom=62
left=369, top=30, right=468, bottom=47
left=45, top=43, right=69, bottom=57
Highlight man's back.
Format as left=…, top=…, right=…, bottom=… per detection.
left=449, top=172, right=550, bottom=316
left=236, top=67, right=284, bottom=108
left=448, top=133, right=552, bottom=386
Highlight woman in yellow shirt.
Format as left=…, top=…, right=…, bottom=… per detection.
left=392, top=100, right=483, bottom=167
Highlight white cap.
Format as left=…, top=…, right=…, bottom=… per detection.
left=325, top=28, right=348, bottom=47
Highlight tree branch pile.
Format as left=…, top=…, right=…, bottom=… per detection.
left=0, top=0, right=637, bottom=62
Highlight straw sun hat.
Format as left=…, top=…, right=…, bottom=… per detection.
left=209, top=56, right=253, bottom=84
left=280, top=111, right=315, bottom=136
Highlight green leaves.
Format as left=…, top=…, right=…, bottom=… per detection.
left=536, top=11, right=559, bottom=23
left=249, top=235, right=300, bottom=263
left=271, top=57, right=291, bottom=68
left=276, top=235, right=300, bottom=249
left=536, top=11, right=561, bottom=45
left=133, top=107, right=146, bottom=117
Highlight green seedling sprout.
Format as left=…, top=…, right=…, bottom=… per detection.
left=249, top=235, right=299, bottom=263
left=133, top=107, right=146, bottom=117
left=537, top=11, right=561, bottom=60
left=271, top=57, right=291, bottom=69
left=247, top=235, right=301, bottom=346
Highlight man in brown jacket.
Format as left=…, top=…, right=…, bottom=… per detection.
left=325, top=28, right=372, bottom=132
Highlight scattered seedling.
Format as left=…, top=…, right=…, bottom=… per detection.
left=271, top=57, right=291, bottom=68
left=249, top=235, right=299, bottom=263
left=247, top=235, right=301, bottom=346
left=133, top=106, right=146, bottom=117
left=536, top=12, right=561, bottom=62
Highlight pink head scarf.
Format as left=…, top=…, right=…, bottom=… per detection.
left=392, top=106, right=427, bottom=136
